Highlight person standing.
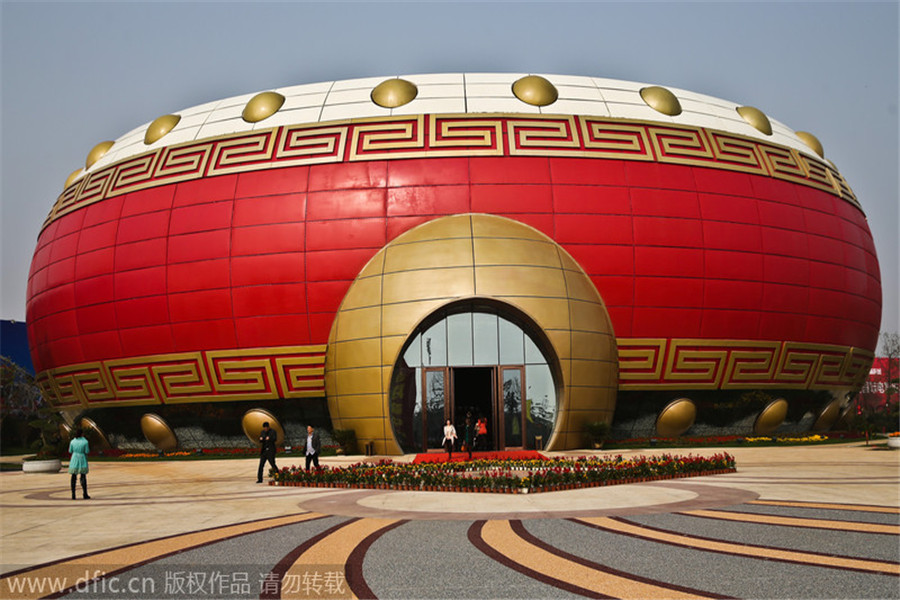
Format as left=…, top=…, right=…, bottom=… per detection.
left=305, top=425, right=321, bottom=471
left=476, top=417, right=488, bottom=451
left=257, top=422, right=278, bottom=483
left=68, top=427, right=90, bottom=500
left=442, top=419, right=457, bottom=460
left=464, top=417, right=474, bottom=460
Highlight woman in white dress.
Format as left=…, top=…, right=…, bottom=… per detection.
left=442, top=419, right=457, bottom=460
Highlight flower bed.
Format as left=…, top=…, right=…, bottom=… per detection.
left=270, top=453, right=736, bottom=493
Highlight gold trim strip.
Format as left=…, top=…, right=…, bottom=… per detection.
left=618, top=339, right=873, bottom=391
left=45, top=114, right=860, bottom=231
left=39, top=345, right=327, bottom=408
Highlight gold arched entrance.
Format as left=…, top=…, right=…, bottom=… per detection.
left=325, top=214, right=617, bottom=454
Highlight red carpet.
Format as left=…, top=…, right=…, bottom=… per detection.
left=412, top=450, right=546, bottom=464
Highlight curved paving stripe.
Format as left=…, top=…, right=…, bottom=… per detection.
left=748, top=500, right=900, bottom=514
left=264, top=517, right=405, bottom=600
left=0, top=512, right=326, bottom=600
left=468, top=520, right=726, bottom=599
left=573, top=517, right=900, bottom=576
left=679, top=508, right=900, bottom=534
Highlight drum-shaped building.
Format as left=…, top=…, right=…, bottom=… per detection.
left=26, top=73, right=882, bottom=452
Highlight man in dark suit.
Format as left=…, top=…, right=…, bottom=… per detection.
left=305, top=425, right=321, bottom=471
left=257, top=422, right=278, bottom=483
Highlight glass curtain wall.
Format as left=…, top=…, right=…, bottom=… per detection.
left=389, top=306, right=558, bottom=453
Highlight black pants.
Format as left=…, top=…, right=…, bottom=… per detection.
left=258, top=452, right=277, bottom=482
left=70, top=473, right=88, bottom=498
left=305, top=452, right=319, bottom=471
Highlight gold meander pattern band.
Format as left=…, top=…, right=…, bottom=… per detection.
left=35, top=339, right=870, bottom=408
left=35, top=345, right=326, bottom=409
left=45, top=114, right=858, bottom=230
left=618, top=339, right=873, bottom=390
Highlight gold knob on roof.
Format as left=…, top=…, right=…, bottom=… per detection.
left=639, top=86, right=682, bottom=116
left=371, top=78, right=418, bottom=108
left=736, top=106, right=772, bottom=135
left=512, top=75, right=558, bottom=107
left=144, top=114, right=181, bottom=145
left=242, top=91, right=285, bottom=123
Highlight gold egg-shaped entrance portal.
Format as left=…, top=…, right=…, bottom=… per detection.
left=325, top=214, right=618, bottom=454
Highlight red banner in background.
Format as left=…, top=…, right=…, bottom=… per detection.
left=858, top=357, right=899, bottom=410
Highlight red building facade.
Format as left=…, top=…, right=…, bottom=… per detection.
left=26, top=74, right=882, bottom=452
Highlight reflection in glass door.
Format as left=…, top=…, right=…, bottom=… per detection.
left=422, top=368, right=447, bottom=451
left=500, top=367, right=524, bottom=448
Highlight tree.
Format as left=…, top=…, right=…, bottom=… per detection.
left=881, top=332, right=899, bottom=404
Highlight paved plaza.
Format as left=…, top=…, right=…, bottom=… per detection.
left=0, top=443, right=897, bottom=599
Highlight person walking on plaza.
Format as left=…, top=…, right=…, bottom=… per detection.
left=305, top=425, right=321, bottom=471
left=257, top=422, right=278, bottom=483
left=442, top=419, right=457, bottom=460
left=68, top=427, right=90, bottom=500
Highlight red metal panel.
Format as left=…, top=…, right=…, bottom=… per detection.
left=169, top=202, right=232, bottom=236
left=82, top=196, right=124, bottom=227
left=310, top=161, right=387, bottom=191
left=119, top=325, right=174, bottom=356
left=116, top=295, right=170, bottom=329
left=174, top=174, right=238, bottom=207
left=701, top=309, right=760, bottom=338
left=233, top=193, right=305, bottom=226
left=631, top=307, right=702, bottom=337
left=168, top=259, right=230, bottom=292
left=386, top=157, right=468, bottom=187
left=235, top=315, right=310, bottom=347
left=167, top=230, right=230, bottom=263
left=631, top=188, right=700, bottom=219
left=114, top=266, right=166, bottom=300
left=555, top=214, right=633, bottom=244
left=232, top=253, right=304, bottom=287
left=553, top=185, right=630, bottom=215
left=624, top=162, right=695, bottom=190
left=634, top=277, right=703, bottom=308
left=232, top=283, right=306, bottom=318
left=78, top=331, right=122, bottom=361
left=387, top=185, right=469, bottom=216
left=76, top=221, right=118, bottom=254
left=236, top=166, right=308, bottom=198
left=117, top=211, right=170, bottom=244
left=171, top=319, right=237, bottom=351
left=115, top=238, right=166, bottom=271
left=634, top=246, right=703, bottom=277
left=120, top=186, right=176, bottom=217
left=306, top=218, right=385, bottom=251
left=231, top=223, right=304, bottom=255
left=704, top=279, right=763, bottom=310
left=169, top=289, right=232, bottom=321
left=74, top=274, right=114, bottom=306
left=470, top=156, right=550, bottom=184
left=550, top=157, right=627, bottom=186
left=470, top=184, right=553, bottom=213
left=307, top=188, right=386, bottom=221
left=705, top=250, right=764, bottom=282
left=75, top=302, right=117, bottom=334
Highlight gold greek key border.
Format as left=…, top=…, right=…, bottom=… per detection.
left=45, top=114, right=859, bottom=230
left=617, top=339, right=874, bottom=391
left=35, top=337, right=871, bottom=408
left=35, top=345, right=326, bottom=409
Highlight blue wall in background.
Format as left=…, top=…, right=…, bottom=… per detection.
left=1, top=320, right=34, bottom=374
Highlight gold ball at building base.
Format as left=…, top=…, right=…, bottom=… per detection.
left=655, top=398, right=696, bottom=437
left=140, top=413, right=178, bottom=452
left=753, top=399, right=788, bottom=435
left=241, top=408, right=284, bottom=446
left=812, top=398, right=842, bottom=432
left=79, top=417, right=111, bottom=450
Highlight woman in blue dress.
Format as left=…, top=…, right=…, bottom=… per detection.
left=68, top=428, right=90, bottom=500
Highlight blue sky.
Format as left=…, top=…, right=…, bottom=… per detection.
left=1, top=1, right=897, bottom=350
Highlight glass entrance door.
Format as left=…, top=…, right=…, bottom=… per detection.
left=422, top=367, right=447, bottom=452
left=499, top=367, right=524, bottom=448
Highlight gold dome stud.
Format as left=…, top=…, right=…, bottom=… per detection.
left=511, top=75, right=558, bottom=107
left=795, top=131, right=824, bottom=158
left=639, top=86, right=682, bottom=116
left=85, top=141, right=114, bottom=169
left=370, top=78, right=418, bottom=108
left=753, top=399, right=788, bottom=435
left=736, top=106, right=772, bottom=135
left=242, top=91, right=285, bottom=123
left=140, top=413, right=178, bottom=452
left=64, top=168, right=83, bottom=190
left=655, top=398, right=696, bottom=437
left=241, top=408, right=284, bottom=446
left=144, top=114, right=181, bottom=145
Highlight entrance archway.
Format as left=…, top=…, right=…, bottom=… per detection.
left=389, top=303, right=559, bottom=453
left=325, top=213, right=618, bottom=454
